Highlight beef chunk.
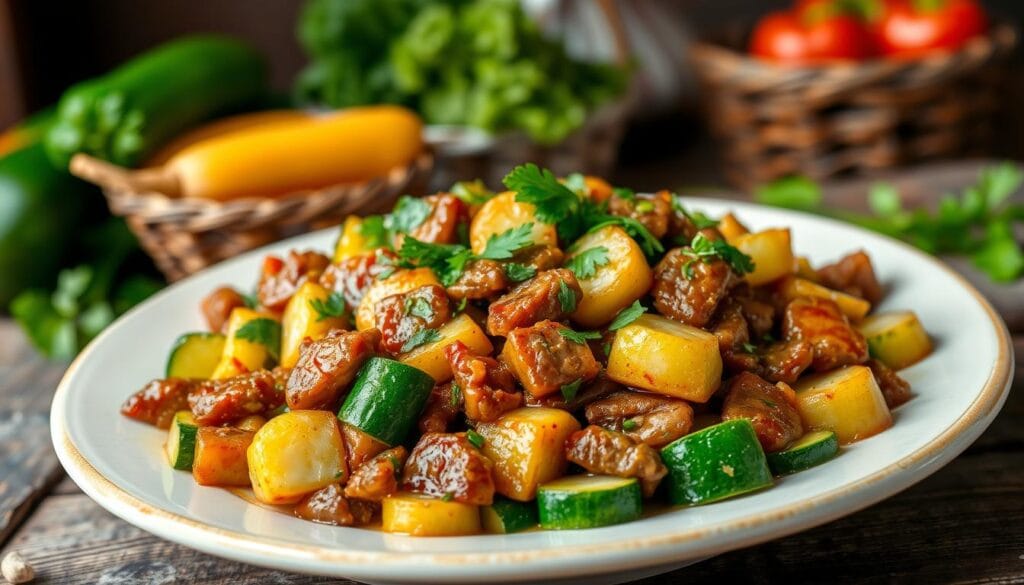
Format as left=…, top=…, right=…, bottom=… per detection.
left=711, top=301, right=760, bottom=372
left=817, top=251, right=883, bottom=304
left=722, top=372, right=803, bottom=453
left=294, top=483, right=377, bottom=526
left=607, top=190, right=672, bottom=239
left=257, top=250, right=330, bottom=311
left=344, top=446, right=407, bottom=502
left=446, top=259, right=509, bottom=300
left=500, top=320, right=601, bottom=398
left=320, top=249, right=398, bottom=310
left=512, top=245, right=564, bottom=272
left=286, top=329, right=380, bottom=410
left=524, top=372, right=624, bottom=411
left=201, top=287, right=247, bottom=333
left=121, top=378, right=193, bottom=429
left=418, top=382, right=462, bottom=434
left=868, top=359, right=913, bottom=408
left=585, top=390, right=693, bottom=448
left=373, top=284, right=451, bottom=354
left=565, top=425, right=668, bottom=497
left=405, top=194, right=467, bottom=245
left=341, top=422, right=389, bottom=472
left=783, top=298, right=868, bottom=371
left=758, top=339, right=813, bottom=384
left=486, top=269, right=582, bottom=337
left=652, top=247, right=735, bottom=328
left=401, top=433, right=495, bottom=505
left=445, top=341, right=521, bottom=422
left=738, top=296, right=776, bottom=339
left=186, top=368, right=288, bottom=426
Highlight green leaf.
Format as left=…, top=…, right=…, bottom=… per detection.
left=503, top=163, right=581, bottom=226
left=755, top=176, right=822, bottom=210
left=357, top=215, right=390, bottom=249
left=558, top=328, right=601, bottom=345
left=742, top=342, right=757, bottom=354
left=450, top=383, right=462, bottom=407
left=396, top=236, right=474, bottom=287
left=608, top=300, right=645, bottom=331
left=401, top=328, right=441, bottom=353
left=560, top=379, right=582, bottom=402
left=385, top=196, right=432, bottom=235
left=976, top=163, right=1023, bottom=209
left=504, top=263, right=536, bottom=283
left=622, top=418, right=638, bottom=431
left=564, top=246, right=609, bottom=280
left=241, top=291, right=259, bottom=309
left=479, top=223, right=536, bottom=260
left=868, top=183, right=903, bottom=217
left=613, top=187, right=635, bottom=200
left=235, top=318, right=282, bottom=361
left=557, top=279, right=577, bottom=313
left=450, top=180, right=494, bottom=205
left=971, top=221, right=1024, bottom=282
left=466, top=429, right=485, bottom=449
left=52, top=266, right=93, bottom=318
left=563, top=173, right=588, bottom=196
left=404, top=295, right=435, bottom=320
left=310, top=292, right=347, bottom=321
left=682, top=233, right=756, bottom=276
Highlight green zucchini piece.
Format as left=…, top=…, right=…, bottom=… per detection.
left=337, top=357, right=434, bottom=446
left=481, top=496, right=538, bottom=534
left=661, top=419, right=773, bottom=506
left=166, top=332, right=226, bottom=378
left=766, top=430, right=840, bottom=476
left=165, top=411, right=199, bottom=470
left=537, top=475, right=642, bottom=530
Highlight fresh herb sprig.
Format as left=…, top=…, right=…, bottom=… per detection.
left=680, top=233, right=756, bottom=278
left=564, top=246, right=609, bottom=280
left=309, top=292, right=347, bottom=322
left=394, top=223, right=538, bottom=286
left=236, top=318, right=282, bottom=361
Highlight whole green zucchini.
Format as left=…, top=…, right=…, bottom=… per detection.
left=46, top=35, right=267, bottom=168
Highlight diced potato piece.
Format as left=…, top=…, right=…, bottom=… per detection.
left=399, top=313, right=493, bottom=382
left=567, top=226, right=653, bottom=328
left=858, top=311, right=932, bottom=370
left=192, top=427, right=255, bottom=487
left=794, top=256, right=818, bottom=281
left=583, top=176, right=614, bottom=202
left=779, top=277, right=871, bottom=321
left=247, top=411, right=348, bottom=505
left=733, top=228, right=794, bottom=286
left=794, top=365, right=892, bottom=444
left=210, top=308, right=279, bottom=379
left=333, top=216, right=375, bottom=263
left=718, top=212, right=749, bottom=242
left=475, top=407, right=582, bottom=501
left=355, top=267, right=440, bottom=331
left=469, top=191, right=557, bottom=255
left=606, top=314, right=722, bottom=402
left=382, top=492, right=480, bottom=536
left=281, top=281, right=348, bottom=368
left=236, top=415, right=267, bottom=432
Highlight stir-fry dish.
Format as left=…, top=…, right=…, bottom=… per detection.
left=121, top=164, right=933, bottom=535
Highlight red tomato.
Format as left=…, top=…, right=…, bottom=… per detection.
left=877, top=0, right=988, bottom=57
left=750, top=8, right=876, bottom=63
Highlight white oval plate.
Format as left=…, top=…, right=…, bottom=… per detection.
left=51, top=199, right=1014, bottom=585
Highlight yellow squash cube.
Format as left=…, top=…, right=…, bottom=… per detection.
left=606, top=314, right=722, bottom=402
left=733, top=228, right=795, bottom=286
left=280, top=281, right=348, bottom=368
left=399, top=314, right=493, bottom=382
left=355, top=267, right=441, bottom=331
left=210, top=308, right=279, bottom=379
left=794, top=365, right=892, bottom=445
left=858, top=311, right=932, bottom=370
left=247, top=411, right=348, bottom=505
left=718, top=212, right=750, bottom=242
left=469, top=191, right=557, bottom=255
left=567, top=226, right=653, bottom=328
left=779, top=277, right=871, bottom=321
left=475, top=407, right=582, bottom=501
left=382, top=492, right=480, bottom=536
left=333, top=216, right=377, bottom=262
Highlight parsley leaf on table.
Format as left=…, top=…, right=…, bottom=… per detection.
left=236, top=318, right=282, bottom=361
left=309, top=292, right=347, bottom=321
left=564, top=246, right=609, bottom=280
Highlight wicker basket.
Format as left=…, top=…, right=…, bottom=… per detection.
left=70, top=152, right=433, bottom=281
left=690, top=23, right=1018, bottom=189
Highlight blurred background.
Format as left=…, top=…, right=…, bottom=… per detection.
left=1, top=0, right=1022, bottom=358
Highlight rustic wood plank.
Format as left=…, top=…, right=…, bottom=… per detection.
left=0, top=321, right=68, bottom=545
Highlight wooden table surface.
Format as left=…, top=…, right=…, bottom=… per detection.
left=1, top=160, right=1022, bottom=584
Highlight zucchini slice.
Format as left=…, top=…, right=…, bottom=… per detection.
left=165, top=411, right=199, bottom=470
left=382, top=492, right=481, bottom=536
left=766, top=430, right=840, bottom=476
left=337, top=357, right=435, bottom=447
left=481, top=496, right=538, bottom=534
left=165, top=332, right=225, bottom=379
left=537, top=475, right=642, bottom=530
left=660, top=419, right=773, bottom=506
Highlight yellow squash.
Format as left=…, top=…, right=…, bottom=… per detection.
left=247, top=411, right=348, bottom=505
left=718, top=212, right=749, bottom=242
left=567, top=226, right=652, bottom=328
left=469, top=191, right=557, bottom=255
left=858, top=311, right=932, bottom=369
left=399, top=314, right=493, bottom=382
left=146, top=109, right=310, bottom=166
left=778, top=277, right=871, bottom=321
left=794, top=365, right=892, bottom=444
left=333, top=216, right=378, bottom=263
left=733, top=228, right=795, bottom=286
left=210, top=308, right=279, bottom=379
left=382, top=492, right=481, bottom=536
left=280, top=281, right=348, bottom=368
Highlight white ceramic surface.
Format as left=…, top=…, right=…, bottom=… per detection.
left=51, top=199, right=1015, bottom=585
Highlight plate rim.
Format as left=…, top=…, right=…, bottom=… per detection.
left=50, top=199, right=1016, bottom=582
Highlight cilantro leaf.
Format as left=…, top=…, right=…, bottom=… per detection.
left=671, top=194, right=720, bottom=229
left=608, top=300, right=645, bottom=331
left=565, top=246, right=609, bottom=280
left=241, top=291, right=259, bottom=309
left=613, top=187, right=635, bottom=200
left=466, top=429, right=485, bottom=449
left=560, top=379, right=582, bottom=402
left=385, top=196, right=432, bottom=235
left=972, top=220, right=1024, bottom=282
left=504, top=163, right=584, bottom=240
left=558, top=328, right=601, bottom=345
left=869, top=183, right=903, bottom=217
left=236, top=318, right=282, bottom=361
left=357, top=215, right=390, bottom=249
left=681, top=233, right=756, bottom=277
left=309, top=292, right=347, bottom=322
left=450, top=180, right=493, bottom=205
left=505, top=263, right=536, bottom=282
left=557, top=279, right=577, bottom=313
left=755, top=176, right=823, bottom=211
left=396, top=237, right=474, bottom=286
left=479, top=223, right=536, bottom=260
left=563, top=173, right=588, bottom=196
left=584, top=212, right=664, bottom=257
left=404, top=296, right=435, bottom=320
left=742, top=342, right=757, bottom=354
left=401, top=328, right=441, bottom=353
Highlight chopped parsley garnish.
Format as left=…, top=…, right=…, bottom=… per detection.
left=450, top=383, right=462, bottom=407
left=671, top=194, right=720, bottom=229
left=478, top=223, right=536, bottom=260
left=681, top=233, right=755, bottom=278
left=557, top=279, right=577, bottom=313
left=450, top=180, right=494, bottom=205
left=235, top=318, right=282, bottom=361
left=395, top=224, right=536, bottom=286
left=454, top=297, right=468, bottom=314
left=560, top=379, right=582, bottom=402
left=356, top=215, right=390, bottom=249
left=388, top=455, right=403, bottom=472
left=466, top=429, right=485, bottom=449
left=742, top=342, right=758, bottom=354
left=400, top=328, right=441, bottom=353
left=558, top=328, right=602, bottom=345
left=622, top=419, right=638, bottom=431
left=612, top=187, right=635, bottom=200
left=441, top=492, right=455, bottom=502
left=384, top=196, right=432, bottom=235
left=241, top=291, right=259, bottom=309
left=608, top=300, right=646, bottom=331
left=635, top=200, right=655, bottom=214
left=563, top=173, right=588, bottom=196
left=404, top=296, right=435, bottom=320
left=564, top=246, right=610, bottom=280
left=504, top=262, right=536, bottom=282
left=309, top=292, right=347, bottom=322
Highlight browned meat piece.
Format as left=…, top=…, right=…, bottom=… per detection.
left=500, top=320, right=601, bottom=398
left=738, top=296, right=776, bottom=339
left=344, top=446, right=408, bottom=502
left=524, top=372, right=624, bottom=411
left=373, top=284, right=451, bottom=354
left=445, top=341, right=521, bottom=422
left=401, top=433, right=495, bottom=505
left=652, top=247, right=735, bottom=328
left=286, top=329, right=380, bottom=410
left=607, top=190, right=672, bottom=239
left=446, top=259, right=509, bottom=300
left=512, top=245, right=564, bottom=272
left=585, top=390, right=693, bottom=448
left=817, top=251, right=883, bottom=304
left=486, top=269, right=582, bottom=337
left=406, top=194, right=467, bottom=245
left=320, top=249, right=398, bottom=310
left=663, top=191, right=700, bottom=242
left=565, top=425, right=668, bottom=497
left=257, top=250, right=330, bottom=311
left=201, top=287, right=247, bottom=333
left=342, top=422, right=390, bottom=471
left=418, top=382, right=462, bottom=433
left=721, top=372, right=803, bottom=453
left=783, top=298, right=868, bottom=371
left=711, top=301, right=759, bottom=372
left=758, top=339, right=813, bottom=384
left=121, top=378, right=193, bottom=429
left=294, top=483, right=377, bottom=526
left=868, top=359, right=913, bottom=408
left=187, top=368, right=288, bottom=426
